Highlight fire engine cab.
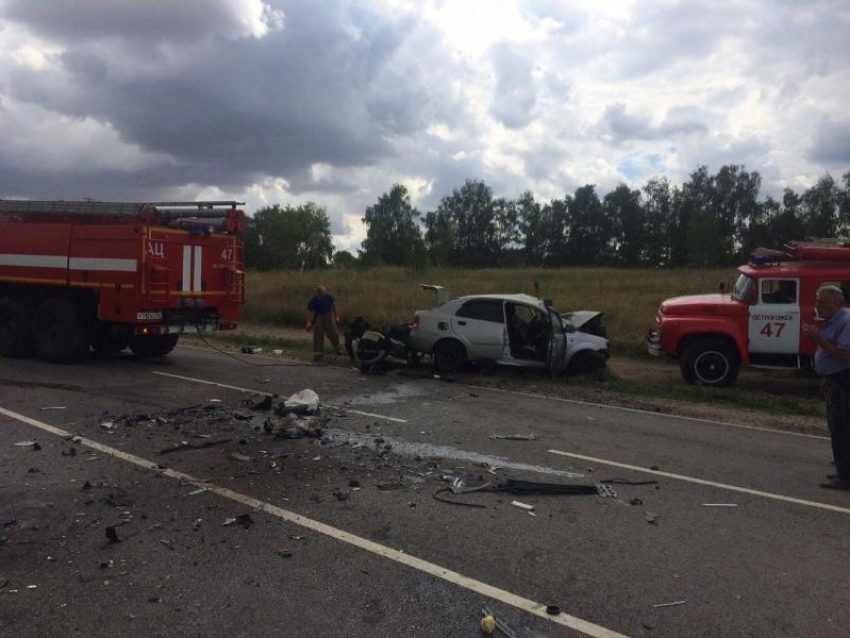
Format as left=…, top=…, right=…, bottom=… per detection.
left=0, top=200, right=246, bottom=363
left=649, top=240, right=850, bottom=387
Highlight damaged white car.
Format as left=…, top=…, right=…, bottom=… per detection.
left=408, top=286, right=609, bottom=375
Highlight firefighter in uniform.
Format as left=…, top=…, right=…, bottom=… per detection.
left=306, top=285, right=341, bottom=361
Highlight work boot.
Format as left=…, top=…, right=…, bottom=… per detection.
left=819, top=478, right=850, bottom=490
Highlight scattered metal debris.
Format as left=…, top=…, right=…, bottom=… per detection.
left=510, top=500, right=535, bottom=511
left=595, top=484, right=617, bottom=498
left=105, top=526, right=120, bottom=543
left=223, top=514, right=254, bottom=529
left=652, top=600, right=687, bottom=608
left=159, top=439, right=232, bottom=455
left=644, top=511, right=660, bottom=524
left=283, top=389, right=320, bottom=414
left=600, top=478, right=658, bottom=486
left=490, top=434, right=539, bottom=441
left=481, top=606, right=548, bottom=638
left=250, top=396, right=273, bottom=411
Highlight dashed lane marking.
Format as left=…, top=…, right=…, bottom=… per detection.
left=470, top=384, right=829, bottom=441
left=0, top=405, right=627, bottom=638
left=548, top=449, right=850, bottom=516
left=177, top=341, right=827, bottom=441
left=151, top=371, right=408, bottom=424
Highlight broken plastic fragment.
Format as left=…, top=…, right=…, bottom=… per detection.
left=283, top=389, right=320, bottom=414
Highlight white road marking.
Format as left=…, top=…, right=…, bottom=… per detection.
left=548, top=449, right=850, bottom=516
left=470, top=384, right=829, bottom=441
left=152, top=370, right=408, bottom=423
left=0, top=405, right=627, bottom=638
left=176, top=334, right=825, bottom=441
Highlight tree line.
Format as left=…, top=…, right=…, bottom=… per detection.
left=244, top=165, right=850, bottom=270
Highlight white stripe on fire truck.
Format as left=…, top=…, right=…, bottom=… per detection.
left=182, top=245, right=191, bottom=291
left=0, top=254, right=136, bottom=272
left=0, top=254, right=68, bottom=269
left=193, top=246, right=202, bottom=292
left=68, top=257, right=137, bottom=272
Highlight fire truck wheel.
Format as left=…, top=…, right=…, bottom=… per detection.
left=32, top=297, right=88, bottom=363
left=0, top=297, right=35, bottom=358
left=129, top=334, right=179, bottom=358
left=91, top=324, right=131, bottom=354
left=680, top=338, right=740, bottom=387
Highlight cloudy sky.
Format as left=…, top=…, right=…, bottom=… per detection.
left=1, top=0, right=848, bottom=250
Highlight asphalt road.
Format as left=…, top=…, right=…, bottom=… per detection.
left=1, top=345, right=848, bottom=638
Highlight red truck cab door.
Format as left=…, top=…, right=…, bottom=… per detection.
left=748, top=278, right=800, bottom=354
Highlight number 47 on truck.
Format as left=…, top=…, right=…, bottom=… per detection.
left=649, top=240, right=850, bottom=387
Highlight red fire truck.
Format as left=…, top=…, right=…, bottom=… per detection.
left=0, top=200, right=246, bottom=362
left=649, top=240, right=850, bottom=387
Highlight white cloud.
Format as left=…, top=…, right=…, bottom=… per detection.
left=0, top=0, right=847, bottom=248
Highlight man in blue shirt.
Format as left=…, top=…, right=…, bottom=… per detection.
left=307, top=285, right=340, bottom=362
left=803, top=285, right=850, bottom=490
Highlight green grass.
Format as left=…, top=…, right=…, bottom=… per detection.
left=242, top=266, right=732, bottom=353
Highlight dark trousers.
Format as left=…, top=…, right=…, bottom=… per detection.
left=823, top=372, right=850, bottom=481
left=312, top=313, right=339, bottom=361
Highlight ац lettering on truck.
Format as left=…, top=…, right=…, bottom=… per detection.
left=0, top=200, right=247, bottom=363
left=648, top=241, right=850, bottom=387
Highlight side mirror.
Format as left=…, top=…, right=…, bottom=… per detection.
left=718, top=282, right=725, bottom=293
left=750, top=289, right=758, bottom=304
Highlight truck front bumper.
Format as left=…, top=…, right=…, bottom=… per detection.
left=647, top=329, right=662, bottom=357
left=135, top=323, right=221, bottom=336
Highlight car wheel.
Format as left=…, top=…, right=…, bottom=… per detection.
left=568, top=350, right=607, bottom=376
left=680, top=338, right=740, bottom=387
left=433, top=340, right=467, bottom=373
left=0, top=296, right=35, bottom=359
left=356, top=334, right=385, bottom=365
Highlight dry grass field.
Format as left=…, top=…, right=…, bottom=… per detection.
left=243, top=266, right=732, bottom=353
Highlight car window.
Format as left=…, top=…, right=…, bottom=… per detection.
left=514, top=305, right=540, bottom=323
left=731, top=274, right=754, bottom=301
left=761, top=279, right=797, bottom=304
left=456, top=300, right=505, bottom=323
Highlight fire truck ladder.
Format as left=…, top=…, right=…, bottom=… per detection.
left=228, top=242, right=246, bottom=304
left=0, top=200, right=244, bottom=219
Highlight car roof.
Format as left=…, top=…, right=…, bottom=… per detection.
left=453, top=293, right=545, bottom=306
